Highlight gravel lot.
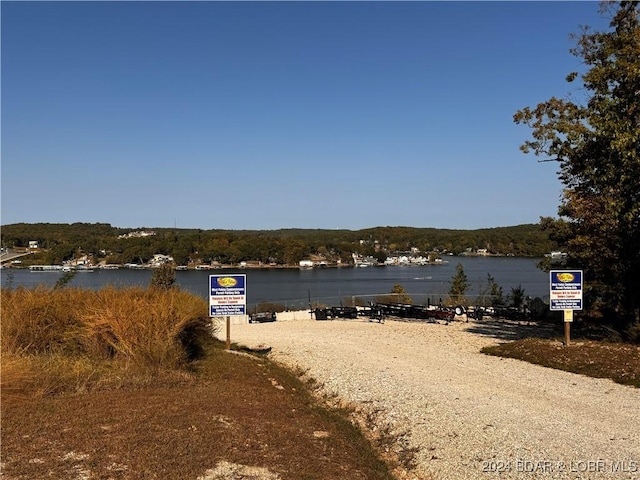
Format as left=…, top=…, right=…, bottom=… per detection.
left=218, top=318, right=640, bottom=480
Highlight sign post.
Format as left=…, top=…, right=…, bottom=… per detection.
left=209, top=274, right=247, bottom=350
left=550, top=270, right=583, bottom=346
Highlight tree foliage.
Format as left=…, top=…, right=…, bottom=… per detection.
left=1, top=222, right=556, bottom=268
left=54, top=270, right=77, bottom=290
left=390, top=283, right=412, bottom=304
left=449, top=263, right=468, bottom=305
left=149, top=264, right=176, bottom=290
left=483, top=273, right=505, bottom=307
left=514, top=1, right=640, bottom=326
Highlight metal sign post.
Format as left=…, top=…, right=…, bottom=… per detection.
left=550, top=270, right=583, bottom=346
left=209, top=274, right=247, bottom=350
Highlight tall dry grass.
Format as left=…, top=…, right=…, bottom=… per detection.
left=1, top=286, right=90, bottom=355
left=1, top=286, right=212, bottom=396
left=80, top=287, right=210, bottom=368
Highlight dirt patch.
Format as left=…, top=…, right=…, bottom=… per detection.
left=1, top=340, right=396, bottom=480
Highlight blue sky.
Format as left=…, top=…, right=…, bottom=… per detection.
left=1, top=1, right=610, bottom=231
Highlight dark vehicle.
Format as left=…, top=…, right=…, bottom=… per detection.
left=249, top=311, right=277, bottom=323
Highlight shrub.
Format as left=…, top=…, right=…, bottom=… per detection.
left=149, top=264, right=176, bottom=290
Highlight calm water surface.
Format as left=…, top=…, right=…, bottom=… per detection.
left=2, top=257, right=549, bottom=309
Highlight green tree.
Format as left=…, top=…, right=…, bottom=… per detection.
left=449, top=263, right=468, bottom=305
left=514, top=1, right=640, bottom=327
left=508, top=285, right=526, bottom=312
left=480, top=273, right=505, bottom=307
left=54, top=270, right=77, bottom=290
left=390, top=283, right=412, bottom=304
left=282, top=239, right=308, bottom=265
left=377, top=283, right=412, bottom=305
left=149, top=264, right=176, bottom=290
left=372, top=250, right=388, bottom=264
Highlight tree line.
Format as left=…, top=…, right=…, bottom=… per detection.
left=0, top=222, right=556, bottom=266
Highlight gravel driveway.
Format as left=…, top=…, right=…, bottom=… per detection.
left=218, top=318, right=639, bottom=480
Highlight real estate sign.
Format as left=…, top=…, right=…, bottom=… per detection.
left=209, top=274, right=247, bottom=316
left=550, top=270, right=583, bottom=311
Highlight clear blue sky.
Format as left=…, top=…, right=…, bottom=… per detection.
left=1, top=1, right=610, bottom=231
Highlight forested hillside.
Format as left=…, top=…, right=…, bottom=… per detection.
left=1, top=222, right=556, bottom=266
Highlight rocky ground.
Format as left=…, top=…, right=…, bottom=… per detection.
left=219, top=317, right=640, bottom=480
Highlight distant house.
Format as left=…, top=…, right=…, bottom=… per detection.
left=66, top=255, right=90, bottom=267
left=28, top=241, right=39, bottom=250
left=149, top=254, right=174, bottom=267
left=118, top=230, right=156, bottom=239
left=299, top=260, right=314, bottom=269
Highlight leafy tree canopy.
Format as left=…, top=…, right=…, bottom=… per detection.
left=1, top=222, right=556, bottom=265
left=514, top=1, right=640, bottom=326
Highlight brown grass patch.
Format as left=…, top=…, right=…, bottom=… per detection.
left=1, top=338, right=397, bottom=480
left=1, top=286, right=399, bottom=480
left=482, top=338, right=640, bottom=387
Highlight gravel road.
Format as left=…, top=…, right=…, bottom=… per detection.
left=218, top=318, right=639, bottom=480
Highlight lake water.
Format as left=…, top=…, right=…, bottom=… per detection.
left=1, top=257, right=550, bottom=310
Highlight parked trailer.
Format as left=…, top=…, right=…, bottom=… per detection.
left=375, top=303, right=456, bottom=323
left=249, top=312, right=277, bottom=323
left=312, top=306, right=358, bottom=320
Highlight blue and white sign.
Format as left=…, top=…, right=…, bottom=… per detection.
left=550, top=270, right=583, bottom=311
left=209, top=274, right=247, bottom=316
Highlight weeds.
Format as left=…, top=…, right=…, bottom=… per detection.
left=1, top=286, right=211, bottom=396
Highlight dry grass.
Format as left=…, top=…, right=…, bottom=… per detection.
left=1, top=339, right=398, bottom=480
left=482, top=337, right=640, bottom=388
left=1, top=286, right=399, bottom=480
left=1, top=286, right=211, bottom=395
